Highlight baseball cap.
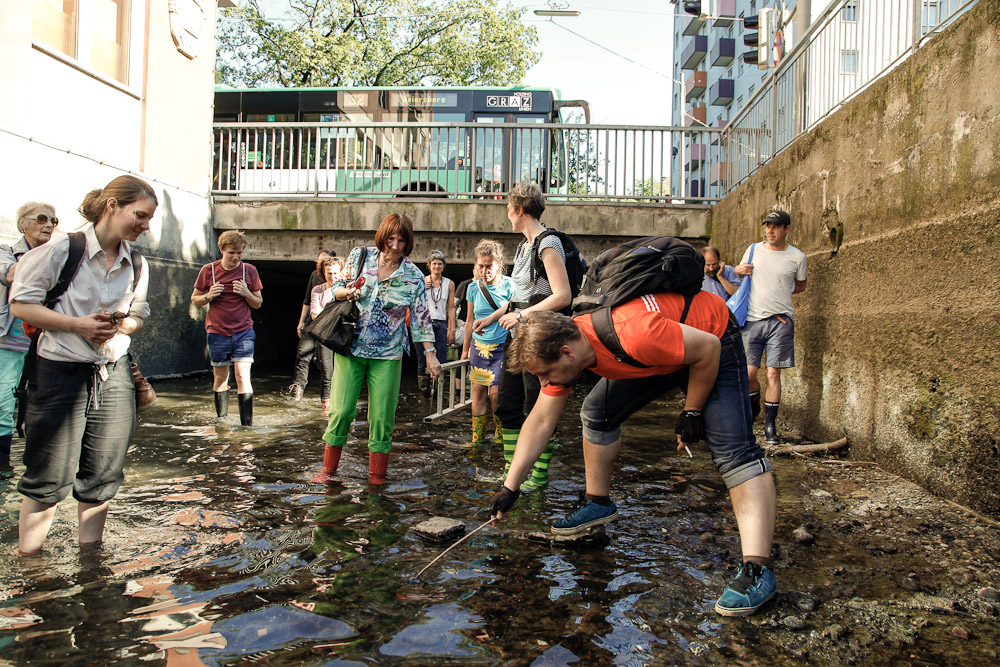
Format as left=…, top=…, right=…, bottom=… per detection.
left=763, top=210, right=791, bottom=226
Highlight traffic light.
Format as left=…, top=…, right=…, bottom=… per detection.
left=742, top=8, right=774, bottom=70
left=682, top=1, right=718, bottom=19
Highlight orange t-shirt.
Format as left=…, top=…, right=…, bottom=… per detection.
left=542, top=291, right=731, bottom=397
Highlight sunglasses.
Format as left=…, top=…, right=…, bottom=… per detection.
left=25, top=214, right=58, bottom=226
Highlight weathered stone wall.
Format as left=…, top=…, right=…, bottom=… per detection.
left=712, top=1, right=1000, bottom=517
left=213, top=198, right=711, bottom=262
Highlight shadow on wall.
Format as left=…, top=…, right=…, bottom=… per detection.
left=129, top=189, right=216, bottom=377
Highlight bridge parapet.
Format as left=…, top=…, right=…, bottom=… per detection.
left=213, top=197, right=711, bottom=262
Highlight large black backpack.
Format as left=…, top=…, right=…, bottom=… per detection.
left=571, top=236, right=705, bottom=367
left=527, top=229, right=587, bottom=313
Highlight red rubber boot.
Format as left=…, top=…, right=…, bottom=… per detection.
left=368, top=451, right=389, bottom=485
left=310, top=445, right=342, bottom=484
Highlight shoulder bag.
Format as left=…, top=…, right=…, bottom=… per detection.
left=725, top=243, right=756, bottom=327
left=304, top=246, right=368, bottom=355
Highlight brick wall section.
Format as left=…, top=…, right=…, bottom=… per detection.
left=711, top=0, right=1000, bottom=517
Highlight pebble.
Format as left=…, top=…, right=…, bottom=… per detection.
left=796, top=596, right=816, bottom=612
left=900, top=577, right=920, bottom=592
left=809, top=489, right=833, bottom=499
left=792, top=526, right=815, bottom=545
left=951, top=626, right=969, bottom=639
left=782, top=615, right=806, bottom=630
left=412, top=517, right=466, bottom=543
left=977, top=586, right=1000, bottom=602
left=823, top=624, right=846, bottom=640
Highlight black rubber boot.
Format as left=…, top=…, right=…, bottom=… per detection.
left=214, top=390, right=230, bottom=418
left=749, top=391, right=761, bottom=423
left=238, top=393, right=253, bottom=426
left=764, top=401, right=780, bottom=445
left=0, top=433, right=12, bottom=476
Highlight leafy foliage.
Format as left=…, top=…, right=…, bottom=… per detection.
left=217, top=0, right=541, bottom=88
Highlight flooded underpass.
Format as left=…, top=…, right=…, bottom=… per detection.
left=1, top=373, right=999, bottom=666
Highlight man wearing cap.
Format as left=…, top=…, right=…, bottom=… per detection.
left=733, top=210, right=807, bottom=445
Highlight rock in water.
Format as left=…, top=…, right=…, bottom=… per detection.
left=792, top=526, right=815, bottom=545
left=413, top=517, right=466, bottom=544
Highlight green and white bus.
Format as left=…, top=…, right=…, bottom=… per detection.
left=212, top=86, right=589, bottom=197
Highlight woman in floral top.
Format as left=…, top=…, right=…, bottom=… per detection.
left=312, top=214, right=440, bottom=485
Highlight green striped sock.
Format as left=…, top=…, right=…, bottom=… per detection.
left=522, top=440, right=556, bottom=491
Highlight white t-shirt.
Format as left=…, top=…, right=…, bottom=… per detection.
left=739, top=242, right=807, bottom=321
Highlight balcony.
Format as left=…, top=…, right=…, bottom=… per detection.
left=684, top=71, right=707, bottom=102
left=711, top=37, right=735, bottom=67
left=685, top=143, right=707, bottom=169
left=681, top=35, right=708, bottom=70
left=710, top=161, right=730, bottom=185
left=682, top=14, right=706, bottom=36
left=710, top=78, right=735, bottom=106
left=684, top=105, right=707, bottom=127
left=713, top=0, right=736, bottom=27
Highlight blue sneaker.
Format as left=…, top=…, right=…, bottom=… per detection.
left=551, top=500, right=617, bottom=535
left=714, top=562, right=777, bottom=616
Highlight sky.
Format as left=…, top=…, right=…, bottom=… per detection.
left=513, top=1, right=676, bottom=125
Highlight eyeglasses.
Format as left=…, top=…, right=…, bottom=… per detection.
left=24, top=214, right=58, bottom=226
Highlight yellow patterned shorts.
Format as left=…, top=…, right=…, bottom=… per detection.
left=469, top=339, right=505, bottom=387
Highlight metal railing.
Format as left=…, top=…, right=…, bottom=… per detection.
left=424, top=359, right=473, bottom=422
left=722, top=0, right=978, bottom=192
left=212, top=121, right=723, bottom=204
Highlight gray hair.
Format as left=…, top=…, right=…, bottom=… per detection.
left=426, top=249, right=447, bottom=265
left=16, top=201, right=56, bottom=234
left=508, top=180, right=545, bottom=220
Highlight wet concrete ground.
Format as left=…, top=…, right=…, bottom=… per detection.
left=0, top=373, right=998, bottom=666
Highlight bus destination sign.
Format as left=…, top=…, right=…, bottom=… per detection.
left=389, top=92, right=459, bottom=108
left=486, top=92, right=533, bottom=111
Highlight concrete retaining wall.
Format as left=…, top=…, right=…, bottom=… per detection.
left=711, top=1, right=1000, bottom=517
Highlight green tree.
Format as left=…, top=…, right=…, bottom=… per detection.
left=217, top=0, right=541, bottom=88
left=562, top=111, right=604, bottom=197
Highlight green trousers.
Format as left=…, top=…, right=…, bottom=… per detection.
left=322, top=354, right=402, bottom=454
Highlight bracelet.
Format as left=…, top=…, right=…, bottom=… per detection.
left=424, top=348, right=436, bottom=355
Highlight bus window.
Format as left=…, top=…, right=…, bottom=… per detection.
left=515, top=116, right=548, bottom=186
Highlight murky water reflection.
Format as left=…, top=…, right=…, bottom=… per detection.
left=1, top=374, right=998, bottom=665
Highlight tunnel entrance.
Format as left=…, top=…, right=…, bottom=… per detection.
left=251, top=259, right=476, bottom=376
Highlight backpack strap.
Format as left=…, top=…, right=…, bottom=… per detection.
left=16, top=232, right=88, bottom=436
left=591, top=307, right=648, bottom=368
left=529, top=228, right=559, bottom=285
left=591, top=292, right=696, bottom=370
left=478, top=280, right=499, bottom=311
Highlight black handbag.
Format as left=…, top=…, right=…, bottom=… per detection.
left=304, top=247, right=367, bottom=355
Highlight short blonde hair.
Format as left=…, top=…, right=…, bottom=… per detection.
left=218, top=230, right=247, bottom=252
left=473, top=238, right=505, bottom=274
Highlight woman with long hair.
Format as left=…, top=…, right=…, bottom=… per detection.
left=312, top=214, right=440, bottom=485
left=309, top=256, right=344, bottom=414
left=11, top=175, right=155, bottom=554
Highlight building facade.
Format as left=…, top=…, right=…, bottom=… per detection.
left=670, top=0, right=803, bottom=201
left=0, top=0, right=231, bottom=375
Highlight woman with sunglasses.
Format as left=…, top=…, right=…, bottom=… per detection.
left=10, top=175, right=155, bottom=555
left=0, top=203, right=58, bottom=473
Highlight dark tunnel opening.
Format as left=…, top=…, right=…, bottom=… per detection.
left=251, top=259, right=477, bottom=377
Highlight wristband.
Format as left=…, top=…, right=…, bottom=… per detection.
left=424, top=348, right=436, bottom=355
left=515, top=309, right=523, bottom=322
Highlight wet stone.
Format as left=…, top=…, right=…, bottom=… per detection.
left=796, top=596, right=817, bottom=612
left=412, top=517, right=466, bottom=544
left=951, top=626, right=970, bottom=640
left=792, top=526, right=815, bottom=545
left=782, top=615, right=807, bottom=630
left=977, top=586, right=1000, bottom=602
left=823, top=623, right=846, bottom=640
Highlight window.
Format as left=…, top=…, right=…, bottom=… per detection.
left=842, top=1, right=858, bottom=23
left=32, top=0, right=130, bottom=85
left=33, top=0, right=78, bottom=58
left=748, top=83, right=755, bottom=97
left=737, top=95, right=744, bottom=108
left=841, top=49, right=858, bottom=74
left=727, top=66, right=733, bottom=79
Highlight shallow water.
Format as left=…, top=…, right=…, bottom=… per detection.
left=1, top=374, right=997, bottom=666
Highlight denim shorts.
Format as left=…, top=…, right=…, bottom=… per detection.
left=742, top=315, right=795, bottom=368
left=207, top=329, right=255, bottom=366
left=17, top=356, right=136, bottom=505
left=580, top=322, right=771, bottom=489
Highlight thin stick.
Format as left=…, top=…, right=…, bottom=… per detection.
left=415, top=518, right=493, bottom=580
left=684, top=445, right=693, bottom=458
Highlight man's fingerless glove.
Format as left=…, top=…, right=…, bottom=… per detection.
left=674, top=409, right=705, bottom=444
left=490, top=485, right=520, bottom=516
